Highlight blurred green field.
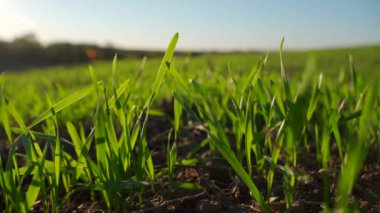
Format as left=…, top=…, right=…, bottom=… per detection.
left=3, top=45, right=380, bottom=122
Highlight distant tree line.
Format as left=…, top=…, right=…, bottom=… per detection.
left=0, top=33, right=199, bottom=71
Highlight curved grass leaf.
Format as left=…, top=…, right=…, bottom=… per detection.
left=28, top=86, right=94, bottom=129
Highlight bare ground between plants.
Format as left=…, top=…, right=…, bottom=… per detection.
left=0, top=107, right=379, bottom=213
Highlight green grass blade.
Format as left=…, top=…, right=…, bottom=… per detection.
left=279, top=37, right=291, bottom=101
left=336, top=86, right=376, bottom=209
left=28, top=86, right=94, bottom=128
left=151, top=33, right=178, bottom=96
left=168, top=182, right=202, bottom=190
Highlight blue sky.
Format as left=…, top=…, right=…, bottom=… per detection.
left=0, top=0, right=379, bottom=51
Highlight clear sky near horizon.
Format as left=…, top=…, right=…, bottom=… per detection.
left=0, top=0, right=379, bottom=51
